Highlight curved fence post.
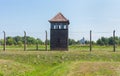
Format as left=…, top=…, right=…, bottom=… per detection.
left=3, top=31, right=6, bottom=51
left=45, top=31, right=48, bottom=51
left=113, top=30, right=115, bottom=52
left=24, top=31, right=27, bottom=51
left=90, top=30, right=92, bottom=52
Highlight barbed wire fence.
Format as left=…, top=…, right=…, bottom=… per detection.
left=0, top=30, right=120, bottom=52
left=69, top=30, right=120, bottom=52
left=0, top=30, right=49, bottom=51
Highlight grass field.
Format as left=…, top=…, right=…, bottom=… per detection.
left=0, top=45, right=120, bottom=76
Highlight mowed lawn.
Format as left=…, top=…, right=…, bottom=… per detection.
left=0, top=46, right=120, bottom=76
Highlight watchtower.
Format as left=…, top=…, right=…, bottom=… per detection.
left=49, top=13, right=70, bottom=50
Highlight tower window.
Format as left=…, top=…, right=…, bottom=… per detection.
left=54, top=25, right=56, bottom=29
left=54, top=25, right=59, bottom=29
left=64, top=25, right=67, bottom=29
left=59, top=25, right=62, bottom=29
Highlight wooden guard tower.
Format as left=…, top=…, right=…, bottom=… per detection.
left=49, top=13, right=70, bottom=50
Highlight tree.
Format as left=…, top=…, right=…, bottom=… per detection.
left=69, top=39, right=76, bottom=45
left=36, top=38, right=44, bottom=44
left=27, top=36, right=37, bottom=45
left=13, top=36, right=23, bottom=45
left=101, top=37, right=108, bottom=45
left=115, top=37, right=120, bottom=45
left=97, top=37, right=109, bottom=46
left=0, top=39, right=4, bottom=45
left=85, top=40, right=90, bottom=44
left=97, top=39, right=104, bottom=46
left=18, top=41, right=23, bottom=46
left=6, top=36, right=14, bottom=45
left=108, top=37, right=114, bottom=45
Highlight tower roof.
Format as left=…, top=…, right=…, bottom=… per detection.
left=49, top=12, right=69, bottom=23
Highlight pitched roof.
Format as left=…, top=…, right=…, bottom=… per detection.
left=49, top=12, right=69, bottom=22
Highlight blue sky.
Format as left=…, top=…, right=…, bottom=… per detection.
left=0, top=0, right=120, bottom=41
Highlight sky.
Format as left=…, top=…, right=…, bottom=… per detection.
left=0, top=0, right=120, bottom=41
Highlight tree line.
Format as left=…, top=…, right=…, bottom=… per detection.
left=0, top=36, right=45, bottom=46
left=69, top=36, right=120, bottom=46
left=96, top=36, right=120, bottom=46
left=0, top=36, right=120, bottom=46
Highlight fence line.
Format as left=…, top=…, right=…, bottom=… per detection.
left=0, top=30, right=120, bottom=52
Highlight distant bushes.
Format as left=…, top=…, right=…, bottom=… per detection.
left=0, top=36, right=45, bottom=46
left=0, top=36, right=120, bottom=46
left=97, top=36, right=120, bottom=46
left=69, top=36, right=120, bottom=46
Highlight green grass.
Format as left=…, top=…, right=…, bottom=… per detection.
left=0, top=45, right=49, bottom=51
left=69, top=45, right=120, bottom=52
left=0, top=59, right=33, bottom=76
left=67, top=62, right=120, bottom=76
left=0, top=45, right=120, bottom=51
left=0, top=45, right=120, bottom=76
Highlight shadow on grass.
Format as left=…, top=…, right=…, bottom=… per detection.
left=26, top=49, right=50, bottom=51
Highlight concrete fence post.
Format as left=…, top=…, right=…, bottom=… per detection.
left=90, top=30, right=92, bottom=52
left=3, top=31, right=6, bottom=51
left=45, top=31, right=47, bottom=51
left=24, top=31, right=27, bottom=51
left=113, top=30, right=116, bottom=52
